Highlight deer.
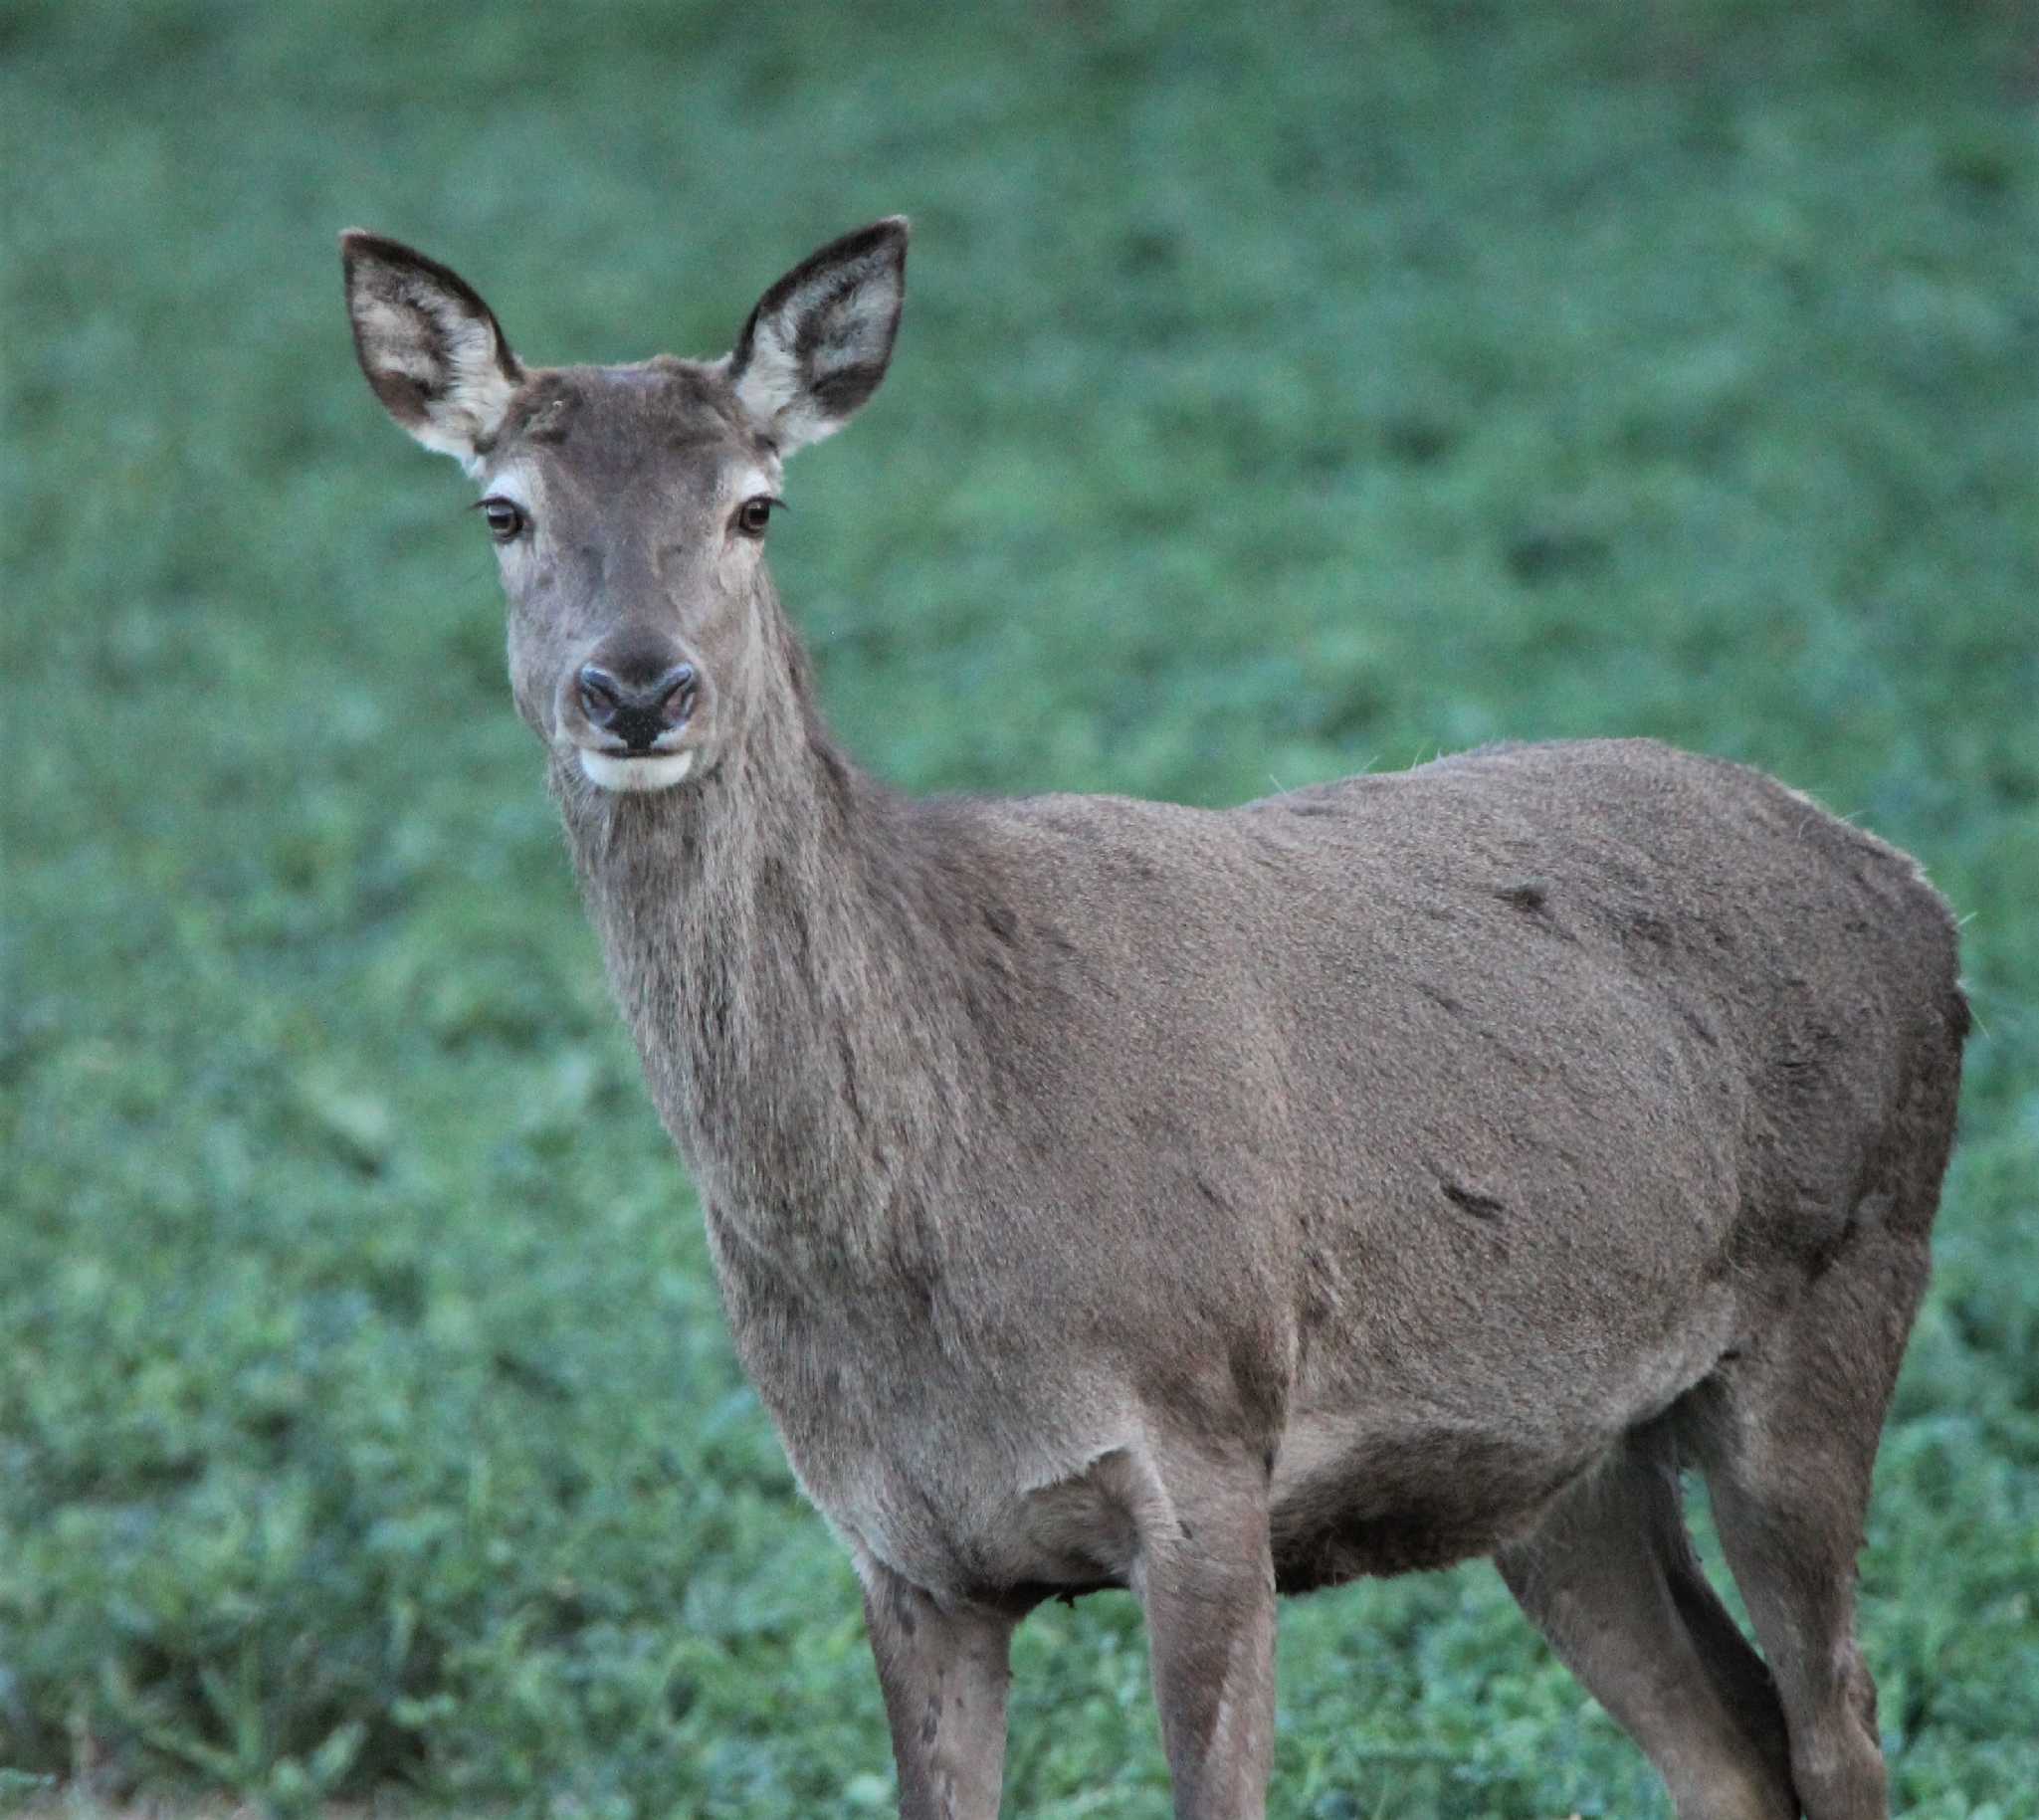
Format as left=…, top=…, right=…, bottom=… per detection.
left=342, top=217, right=1967, bottom=1820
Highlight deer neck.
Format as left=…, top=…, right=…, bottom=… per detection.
left=554, top=599, right=967, bottom=1271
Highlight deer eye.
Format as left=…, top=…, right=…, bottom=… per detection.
left=733, top=495, right=778, bottom=538
left=480, top=498, right=525, bottom=542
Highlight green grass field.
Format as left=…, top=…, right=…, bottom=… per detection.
left=4, top=1, right=2035, bottom=1814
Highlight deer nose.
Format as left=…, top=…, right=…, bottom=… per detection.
left=577, top=661, right=698, bottom=750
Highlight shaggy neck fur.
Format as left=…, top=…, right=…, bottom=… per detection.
left=554, top=587, right=985, bottom=1280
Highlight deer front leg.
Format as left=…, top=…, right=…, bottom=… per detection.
left=1131, top=1463, right=1279, bottom=1820
left=858, top=1552, right=1018, bottom=1820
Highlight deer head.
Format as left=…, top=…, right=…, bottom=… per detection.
left=342, top=220, right=909, bottom=793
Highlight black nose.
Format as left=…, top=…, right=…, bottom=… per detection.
left=578, top=661, right=698, bottom=751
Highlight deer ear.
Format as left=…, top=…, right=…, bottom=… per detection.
left=341, top=231, right=524, bottom=471
left=727, top=218, right=908, bottom=454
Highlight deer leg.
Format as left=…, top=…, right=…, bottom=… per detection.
left=1695, top=1214, right=1935, bottom=1820
left=858, top=1553, right=1018, bottom=1820
left=1696, top=1261, right=1924, bottom=1818
left=1123, top=1455, right=1278, bottom=1820
left=1708, top=1476, right=1886, bottom=1820
left=1497, top=1432, right=1797, bottom=1820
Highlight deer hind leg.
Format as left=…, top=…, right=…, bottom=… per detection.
left=1496, top=1427, right=1797, bottom=1820
left=1695, top=1225, right=1934, bottom=1820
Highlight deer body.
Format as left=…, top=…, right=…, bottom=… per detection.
left=346, top=221, right=1966, bottom=1820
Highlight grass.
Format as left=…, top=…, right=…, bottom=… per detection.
left=3, top=0, right=2036, bottom=1814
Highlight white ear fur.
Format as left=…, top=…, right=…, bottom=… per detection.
left=728, top=218, right=908, bottom=454
left=342, top=232, right=524, bottom=472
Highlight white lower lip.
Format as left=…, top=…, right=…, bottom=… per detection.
left=578, top=747, right=698, bottom=792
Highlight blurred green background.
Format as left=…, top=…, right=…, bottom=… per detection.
left=3, top=1, right=2035, bottom=1815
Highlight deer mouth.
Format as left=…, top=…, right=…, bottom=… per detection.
left=577, top=746, right=699, bottom=793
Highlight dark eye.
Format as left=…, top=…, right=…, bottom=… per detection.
left=734, top=495, right=778, bottom=538
left=480, top=498, right=525, bottom=543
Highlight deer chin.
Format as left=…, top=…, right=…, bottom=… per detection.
left=577, top=746, right=699, bottom=793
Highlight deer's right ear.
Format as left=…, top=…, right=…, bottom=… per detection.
left=341, top=231, right=523, bottom=471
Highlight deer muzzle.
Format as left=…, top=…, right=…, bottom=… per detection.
left=559, top=635, right=708, bottom=793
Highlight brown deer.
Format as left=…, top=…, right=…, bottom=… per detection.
left=342, top=218, right=1966, bottom=1820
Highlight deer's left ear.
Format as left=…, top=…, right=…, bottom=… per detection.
left=727, top=217, right=908, bottom=455
left=341, top=230, right=524, bottom=471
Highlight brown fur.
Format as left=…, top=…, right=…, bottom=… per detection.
left=343, top=221, right=1967, bottom=1820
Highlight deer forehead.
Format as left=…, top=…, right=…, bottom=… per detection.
left=481, top=362, right=782, bottom=506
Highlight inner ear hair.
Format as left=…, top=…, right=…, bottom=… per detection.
left=729, top=217, right=909, bottom=452
left=341, top=230, right=524, bottom=462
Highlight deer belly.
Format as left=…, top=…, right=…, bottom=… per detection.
left=1267, top=1413, right=1604, bottom=1589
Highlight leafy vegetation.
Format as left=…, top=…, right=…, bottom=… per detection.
left=3, top=1, right=2034, bottom=1814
